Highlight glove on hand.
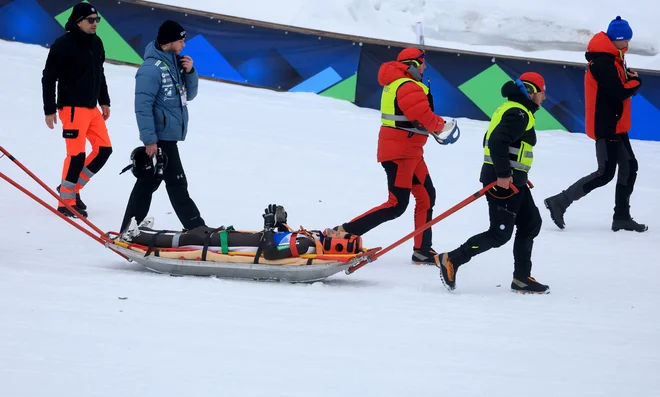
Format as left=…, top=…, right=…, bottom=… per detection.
left=263, top=204, right=288, bottom=230
left=431, top=119, right=460, bottom=145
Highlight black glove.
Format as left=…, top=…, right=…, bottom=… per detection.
left=263, top=204, right=287, bottom=231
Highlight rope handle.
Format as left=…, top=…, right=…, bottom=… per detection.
left=487, top=182, right=520, bottom=199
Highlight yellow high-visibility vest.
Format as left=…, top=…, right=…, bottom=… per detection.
left=483, top=101, right=535, bottom=172
left=380, top=77, right=430, bottom=135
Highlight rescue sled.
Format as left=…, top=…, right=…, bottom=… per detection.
left=105, top=242, right=378, bottom=283
left=1, top=145, right=499, bottom=284
left=104, top=217, right=380, bottom=283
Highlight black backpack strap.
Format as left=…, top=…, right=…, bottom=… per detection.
left=144, top=230, right=170, bottom=257
left=201, top=227, right=226, bottom=261
left=253, top=232, right=267, bottom=264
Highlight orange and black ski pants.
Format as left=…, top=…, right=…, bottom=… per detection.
left=342, top=158, right=436, bottom=250
left=57, top=106, right=112, bottom=206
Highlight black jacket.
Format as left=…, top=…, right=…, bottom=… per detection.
left=42, top=29, right=110, bottom=115
left=583, top=33, right=641, bottom=140
left=585, top=55, right=640, bottom=139
left=480, top=81, right=539, bottom=187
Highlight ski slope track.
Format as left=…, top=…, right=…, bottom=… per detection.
left=1, top=39, right=659, bottom=396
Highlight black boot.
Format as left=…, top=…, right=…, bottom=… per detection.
left=436, top=252, right=457, bottom=291
left=56, top=185, right=87, bottom=210
left=612, top=183, right=647, bottom=232
left=58, top=205, right=88, bottom=218
left=511, top=276, right=550, bottom=294
left=412, top=247, right=438, bottom=265
left=544, top=192, right=570, bottom=229
left=612, top=218, right=648, bottom=232
left=76, top=195, right=86, bottom=210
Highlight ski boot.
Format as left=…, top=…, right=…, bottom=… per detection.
left=324, top=224, right=349, bottom=238
left=436, top=252, right=456, bottom=291
left=411, top=247, right=438, bottom=265
left=612, top=218, right=648, bottom=232
left=57, top=205, right=88, bottom=218
left=56, top=185, right=86, bottom=210
left=511, top=276, right=550, bottom=294
left=544, top=192, right=569, bottom=230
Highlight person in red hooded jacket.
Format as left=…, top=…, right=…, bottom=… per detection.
left=544, top=16, right=646, bottom=233
left=326, top=48, right=459, bottom=264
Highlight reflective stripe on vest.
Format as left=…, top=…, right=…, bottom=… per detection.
left=483, top=101, right=535, bottom=172
left=380, top=77, right=430, bottom=135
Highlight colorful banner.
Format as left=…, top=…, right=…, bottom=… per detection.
left=1, top=0, right=658, bottom=140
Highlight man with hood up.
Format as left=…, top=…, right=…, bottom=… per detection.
left=326, top=47, right=459, bottom=265
left=119, top=20, right=206, bottom=234
left=544, top=16, right=646, bottom=233
left=436, top=73, right=550, bottom=294
left=42, top=2, right=113, bottom=218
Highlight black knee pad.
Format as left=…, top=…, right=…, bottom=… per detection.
left=64, top=152, right=86, bottom=182
left=87, top=146, right=113, bottom=173
left=99, top=146, right=113, bottom=160
left=392, top=196, right=410, bottom=218
left=390, top=186, right=410, bottom=218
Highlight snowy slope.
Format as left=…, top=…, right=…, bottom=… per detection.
left=153, top=0, right=660, bottom=70
left=1, top=39, right=660, bottom=396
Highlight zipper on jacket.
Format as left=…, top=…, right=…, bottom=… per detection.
left=89, top=48, right=97, bottom=107
left=158, top=54, right=185, bottom=139
left=71, top=106, right=75, bottom=122
left=178, top=66, right=185, bottom=139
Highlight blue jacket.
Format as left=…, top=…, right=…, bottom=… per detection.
left=134, top=41, right=199, bottom=144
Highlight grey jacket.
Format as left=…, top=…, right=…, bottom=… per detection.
left=134, top=41, right=199, bottom=144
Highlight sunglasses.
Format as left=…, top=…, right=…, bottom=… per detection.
left=412, top=51, right=426, bottom=65
left=78, top=16, right=102, bottom=24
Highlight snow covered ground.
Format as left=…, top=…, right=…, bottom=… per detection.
left=153, top=0, right=660, bottom=70
left=1, top=38, right=659, bottom=396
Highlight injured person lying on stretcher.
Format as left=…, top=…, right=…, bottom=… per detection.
left=119, top=204, right=364, bottom=261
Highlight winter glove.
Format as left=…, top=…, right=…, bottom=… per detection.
left=431, top=119, right=460, bottom=145
left=263, top=204, right=288, bottom=231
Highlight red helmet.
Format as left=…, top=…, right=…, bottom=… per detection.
left=520, top=72, right=546, bottom=93
left=397, top=47, right=425, bottom=65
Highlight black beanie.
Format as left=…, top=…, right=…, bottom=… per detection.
left=157, top=20, right=186, bottom=45
left=65, top=2, right=98, bottom=31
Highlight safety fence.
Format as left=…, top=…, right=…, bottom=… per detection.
left=1, top=0, right=658, bottom=140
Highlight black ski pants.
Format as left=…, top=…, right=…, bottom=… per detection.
left=119, top=141, right=205, bottom=233
left=562, top=133, right=638, bottom=219
left=448, top=184, right=541, bottom=279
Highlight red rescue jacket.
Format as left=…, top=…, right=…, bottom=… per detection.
left=376, top=62, right=445, bottom=162
left=584, top=32, right=641, bottom=140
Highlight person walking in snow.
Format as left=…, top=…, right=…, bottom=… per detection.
left=326, top=48, right=459, bottom=265
left=436, top=72, right=550, bottom=294
left=544, top=16, right=646, bottom=233
left=41, top=2, right=113, bottom=218
left=119, top=20, right=206, bottom=234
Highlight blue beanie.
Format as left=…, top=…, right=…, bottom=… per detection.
left=607, top=16, right=633, bottom=41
